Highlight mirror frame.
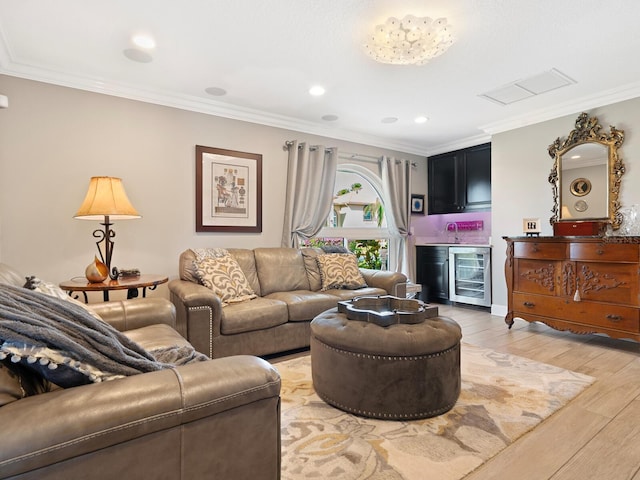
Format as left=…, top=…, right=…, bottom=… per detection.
left=548, top=113, right=625, bottom=230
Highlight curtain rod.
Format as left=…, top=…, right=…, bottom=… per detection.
left=284, top=141, right=416, bottom=167
left=341, top=152, right=417, bottom=168
left=282, top=140, right=333, bottom=153
left=340, top=151, right=380, bottom=164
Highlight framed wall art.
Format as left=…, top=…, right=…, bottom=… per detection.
left=570, top=177, right=591, bottom=197
left=196, top=145, right=262, bottom=232
left=411, top=194, right=425, bottom=215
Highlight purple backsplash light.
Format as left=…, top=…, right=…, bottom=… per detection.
left=411, top=211, right=492, bottom=244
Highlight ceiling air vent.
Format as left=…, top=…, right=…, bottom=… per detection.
left=480, top=69, right=575, bottom=106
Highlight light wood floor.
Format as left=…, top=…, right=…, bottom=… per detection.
left=273, top=304, right=640, bottom=480
left=439, top=305, right=640, bottom=480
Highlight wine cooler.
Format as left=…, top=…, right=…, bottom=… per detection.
left=448, top=246, right=491, bottom=307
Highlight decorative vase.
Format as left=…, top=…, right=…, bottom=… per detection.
left=85, top=256, right=108, bottom=283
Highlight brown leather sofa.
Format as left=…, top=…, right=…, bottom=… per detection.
left=169, top=247, right=408, bottom=358
left=0, top=263, right=281, bottom=480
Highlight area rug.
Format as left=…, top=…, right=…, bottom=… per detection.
left=277, top=343, right=594, bottom=480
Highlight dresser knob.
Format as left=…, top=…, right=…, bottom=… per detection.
left=596, top=249, right=604, bottom=255
left=523, top=301, right=535, bottom=308
left=606, top=314, right=622, bottom=322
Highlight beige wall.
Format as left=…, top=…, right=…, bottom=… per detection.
left=4, top=75, right=638, bottom=310
left=491, top=97, right=640, bottom=315
left=0, top=75, right=425, bottom=295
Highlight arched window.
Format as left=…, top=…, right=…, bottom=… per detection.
left=305, top=164, right=394, bottom=270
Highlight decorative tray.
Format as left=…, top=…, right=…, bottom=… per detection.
left=337, top=295, right=438, bottom=327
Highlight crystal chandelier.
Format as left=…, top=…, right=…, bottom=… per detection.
left=364, top=15, right=454, bottom=66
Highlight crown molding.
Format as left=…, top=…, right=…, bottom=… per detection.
left=479, top=81, right=640, bottom=135
left=4, top=56, right=639, bottom=158
left=0, top=59, right=432, bottom=157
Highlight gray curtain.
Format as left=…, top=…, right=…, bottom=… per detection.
left=281, top=141, right=338, bottom=248
left=381, top=156, right=414, bottom=282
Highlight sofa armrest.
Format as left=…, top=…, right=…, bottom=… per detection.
left=0, top=356, right=281, bottom=479
left=90, top=297, right=176, bottom=332
left=169, top=279, right=224, bottom=356
left=360, top=268, right=407, bottom=296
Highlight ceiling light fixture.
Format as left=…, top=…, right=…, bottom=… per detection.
left=364, top=15, right=453, bottom=66
left=132, top=34, right=156, bottom=50
left=414, top=116, right=429, bottom=124
left=309, top=85, right=326, bottom=96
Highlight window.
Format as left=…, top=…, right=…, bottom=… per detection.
left=304, top=164, right=393, bottom=270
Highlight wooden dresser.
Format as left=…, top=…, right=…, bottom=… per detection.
left=504, top=236, right=640, bottom=342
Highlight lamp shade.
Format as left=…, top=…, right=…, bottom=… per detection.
left=74, top=176, right=141, bottom=220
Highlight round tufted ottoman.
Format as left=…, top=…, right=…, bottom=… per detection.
left=310, top=307, right=462, bottom=420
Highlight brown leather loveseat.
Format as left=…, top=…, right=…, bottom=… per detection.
left=169, top=247, right=408, bottom=359
left=0, top=263, right=281, bottom=480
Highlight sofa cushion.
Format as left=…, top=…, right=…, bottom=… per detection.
left=254, top=248, right=310, bottom=296
left=301, top=248, right=323, bottom=291
left=316, top=253, right=368, bottom=291
left=265, top=291, right=339, bottom=321
left=227, top=248, right=261, bottom=296
left=323, top=286, right=388, bottom=300
left=194, top=254, right=257, bottom=307
left=220, top=297, right=288, bottom=335
left=123, top=323, right=195, bottom=353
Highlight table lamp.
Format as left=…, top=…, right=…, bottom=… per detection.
left=74, top=176, right=141, bottom=280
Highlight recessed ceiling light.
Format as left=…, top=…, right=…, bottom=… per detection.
left=123, top=48, right=153, bottom=63
left=381, top=117, right=398, bottom=124
left=309, top=85, right=326, bottom=96
left=132, top=34, right=156, bottom=49
left=322, top=114, right=339, bottom=121
left=205, top=87, right=227, bottom=96
left=414, top=116, right=429, bottom=124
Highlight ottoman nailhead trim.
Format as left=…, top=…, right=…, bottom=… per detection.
left=313, top=336, right=459, bottom=360
left=316, top=390, right=457, bottom=420
left=312, top=337, right=460, bottom=419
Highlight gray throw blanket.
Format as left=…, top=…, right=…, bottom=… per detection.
left=0, top=284, right=206, bottom=383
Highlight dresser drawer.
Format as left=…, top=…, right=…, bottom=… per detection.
left=514, top=242, right=566, bottom=260
left=513, top=293, right=640, bottom=333
left=570, top=242, right=639, bottom=262
left=514, top=259, right=561, bottom=295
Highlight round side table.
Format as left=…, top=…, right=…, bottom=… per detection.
left=59, top=274, right=168, bottom=303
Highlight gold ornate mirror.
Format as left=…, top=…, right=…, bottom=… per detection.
left=548, top=113, right=625, bottom=230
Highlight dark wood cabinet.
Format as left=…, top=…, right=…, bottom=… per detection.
left=428, top=143, right=491, bottom=214
left=416, top=246, right=450, bottom=304
left=504, top=236, right=640, bottom=342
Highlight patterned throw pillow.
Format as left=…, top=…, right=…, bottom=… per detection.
left=0, top=343, right=120, bottom=388
left=194, top=254, right=257, bottom=306
left=316, top=253, right=368, bottom=291
left=24, top=276, right=104, bottom=321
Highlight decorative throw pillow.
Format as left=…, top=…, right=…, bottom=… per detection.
left=24, top=276, right=104, bottom=321
left=0, top=343, right=124, bottom=388
left=194, top=254, right=257, bottom=306
left=316, top=253, right=368, bottom=291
